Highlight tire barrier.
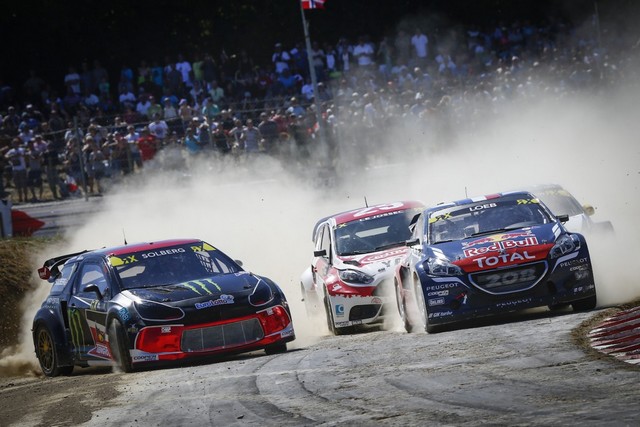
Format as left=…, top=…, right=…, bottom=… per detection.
left=588, top=306, right=640, bottom=365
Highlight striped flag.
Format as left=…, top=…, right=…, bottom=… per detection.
left=302, top=0, right=325, bottom=9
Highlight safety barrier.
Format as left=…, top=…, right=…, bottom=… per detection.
left=588, top=306, right=640, bottom=365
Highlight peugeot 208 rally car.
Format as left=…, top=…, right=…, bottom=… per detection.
left=394, top=192, right=597, bottom=333
left=300, top=201, right=424, bottom=334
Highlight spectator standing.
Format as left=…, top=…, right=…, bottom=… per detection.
left=257, top=112, right=278, bottom=153
left=124, top=125, right=143, bottom=170
left=149, top=114, right=169, bottom=144
left=136, top=95, right=151, bottom=119
left=5, top=139, right=27, bottom=202
left=241, top=119, right=261, bottom=153
left=272, top=43, right=291, bottom=75
left=41, top=140, right=62, bottom=199
left=411, top=28, right=429, bottom=67
left=64, top=67, right=81, bottom=95
left=137, top=127, right=158, bottom=162
left=353, top=36, right=375, bottom=68
left=176, top=54, right=193, bottom=89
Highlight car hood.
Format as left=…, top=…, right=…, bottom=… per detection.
left=124, top=271, right=260, bottom=303
left=433, top=225, right=558, bottom=273
left=336, top=246, right=409, bottom=276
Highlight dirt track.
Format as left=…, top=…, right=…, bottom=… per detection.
left=1, top=307, right=639, bottom=426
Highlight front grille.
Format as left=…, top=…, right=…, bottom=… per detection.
left=469, top=262, right=547, bottom=295
left=181, top=318, right=264, bottom=352
left=349, top=304, right=382, bottom=321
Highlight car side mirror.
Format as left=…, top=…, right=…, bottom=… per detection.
left=313, top=249, right=327, bottom=257
left=83, top=284, right=103, bottom=300
left=235, top=259, right=243, bottom=267
left=582, top=204, right=595, bottom=216
left=556, top=214, right=569, bottom=223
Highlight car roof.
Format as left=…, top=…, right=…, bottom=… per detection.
left=426, top=191, right=536, bottom=213
left=92, top=238, right=203, bottom=256
left=311, top=201, right=424, bottom=240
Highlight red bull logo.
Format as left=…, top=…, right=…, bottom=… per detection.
left=463, top=236, right=538, bottom=257
left=462, top=231, right=533, bottom=248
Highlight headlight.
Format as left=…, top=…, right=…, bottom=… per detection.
left=550, top=234, right=581, bottom=259
left=249, top=280, right=274, bottom=306
left=134, top=301, right=184, bottom=321
left=424, top=257, right=463, bottom=276
left=339, top=269, right=374, bottom=284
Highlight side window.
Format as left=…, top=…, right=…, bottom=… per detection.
left=75, top=262, right=110, bottom=299
left=415, top=215, right=426, bottom=244
left=320, top=225, right=331, bottom=257
left=50, top=262, right=78, bottom=295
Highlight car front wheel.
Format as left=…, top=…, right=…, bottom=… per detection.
left=395, top=279, right=411, bottom=333
left=108, top=319, right=133, bottom=373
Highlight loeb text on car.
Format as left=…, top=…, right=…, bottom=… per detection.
left=300, top=201, right=425, bottom=335
left=32, top=239, right=295, bottom=376
left=394, top=192, right=596, bottom=333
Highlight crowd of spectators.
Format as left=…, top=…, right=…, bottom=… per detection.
left=1, top=17, right=636, bottom=204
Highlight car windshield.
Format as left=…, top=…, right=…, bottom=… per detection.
left=534, top=188, right=584, bottom=216
left=335, top=209, right=418, bottom=256
left=428, top=196, right=552, bottom=244
left=112, top=243, right=241, bottom=289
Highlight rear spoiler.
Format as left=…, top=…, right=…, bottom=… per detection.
left=38, top=250, right=91, bottom=281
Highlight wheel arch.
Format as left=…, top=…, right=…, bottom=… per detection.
left=32, top=310, right=74, bottom=367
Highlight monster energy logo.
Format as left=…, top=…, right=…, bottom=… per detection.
left=68, top=309, right=85, bottom=356
left=180, top=279, right=222, bottom=295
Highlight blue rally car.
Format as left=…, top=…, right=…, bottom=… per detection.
left=393, top=191, right=597, bottom=333
left=32, top=239, right=295, bottom=376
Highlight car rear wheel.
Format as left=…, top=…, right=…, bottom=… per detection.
left=572, top=294, right=597, bottom=311
left=108, top=319, right=133, bottom=373
left=35, top=325, right=73, bottom=377
left=395, top=279, right=411, bottom=333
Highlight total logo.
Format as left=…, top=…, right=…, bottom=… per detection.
left=473, top=251, right=535, bottom=268
left=335, top=304, right=345, bottom=317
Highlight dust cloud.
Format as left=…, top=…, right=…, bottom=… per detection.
left=3, top=56, right=640, bottom=378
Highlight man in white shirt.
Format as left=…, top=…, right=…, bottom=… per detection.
left=411, top=28, right=429, bottom=67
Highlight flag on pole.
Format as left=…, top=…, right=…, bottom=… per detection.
left=302, top=0, right=325, bottom=10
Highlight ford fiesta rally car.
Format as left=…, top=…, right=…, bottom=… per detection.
left=32, top=239, right=295, bottom=376
left=394, top=192, right=597, bottom=333
left=300, top=201, right=424, bottom=334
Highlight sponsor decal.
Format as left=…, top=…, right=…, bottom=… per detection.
left=191, top=243, right=216, bottom=252
left=132, top=354, right=159, bottom=362
left=161, top=326, right=172, bottom=333
left=428, top=298, right=445, bottom=306
left=468, top=202, right=497, bottom=212
left=428, top=213, right=452, bottom=223
left=463, top=231, right=533, bottom=248
left=335, top=304, right=345, bottom=317
left=141, top=248, right=186, bottom=259
left=559, top=258, right=588, bottom=269
left=359, top=248, right=407, bottom=264
left=281, top=329, right=295, bottom=338
left=495, top=298, right=533, bottom=308
left=517, top=198, right=540, bottom=205
left=371, top=297, right=383, bottom=304
left=351, top=203, right=404, bottom=219
left=428, top=283, right=458, bottom=291
left=118, top=307, right=130, bottom=322
left=428, top=290, right=450, bottom=297
left=335, top=320, right=363, bottom=327
left=194, top=294, right=234, bottom=309
left=472, top=251, right=536, bottom=269
left=463, top=236, right=538, bottom=257
left=428, top=310, right=453, bottom=319
left=331, top=284, right=343, bottom=292
left=44, top=297, right=60, bottom=309
left=110, top=255, right=138, bottom=266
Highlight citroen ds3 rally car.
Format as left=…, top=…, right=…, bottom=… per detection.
left=33, top=239, right=295, bottom=376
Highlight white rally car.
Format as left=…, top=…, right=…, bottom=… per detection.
left=300, top=201, right=424, bottom=335
left=528, top=184, right=614, bottom=235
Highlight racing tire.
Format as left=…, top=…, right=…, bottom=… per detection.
left=265, top=342, right=287, bottom=355
left=108, top=319, right=133, bottom=373
left=414, top=281, right=442, bottom=334
left=395, top=279, right=411, bottom=333
left=35, top=325, right=73, bottom=377
left=571, top=294, right=597, bottom=311
left=323, top=287, right=348, bottom=336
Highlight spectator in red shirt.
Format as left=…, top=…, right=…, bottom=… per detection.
left=137, top=127, right=157, bottom=162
